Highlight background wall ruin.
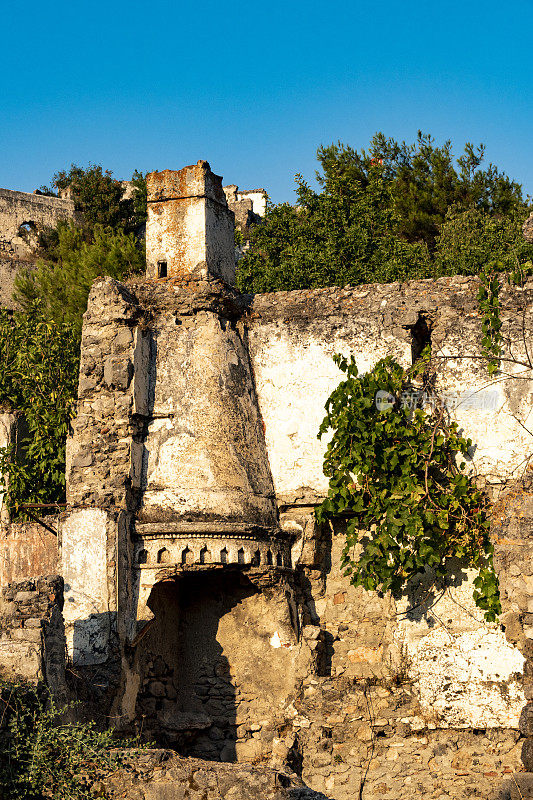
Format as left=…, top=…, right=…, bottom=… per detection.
left=0, top=575, right=67, bottom=704
left=0, top=188, right=75, bottom=308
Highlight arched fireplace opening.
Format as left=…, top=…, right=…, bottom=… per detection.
left=133, top=569, right=253, bottom=760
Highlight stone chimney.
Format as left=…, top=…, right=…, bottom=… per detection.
left=146, top=160, right=236, bottom=285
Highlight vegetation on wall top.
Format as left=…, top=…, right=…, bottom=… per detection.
left=237, top=131, right=533, bottom=293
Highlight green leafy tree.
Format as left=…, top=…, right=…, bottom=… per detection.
left=319, top=133, right=526, bottom=250
left=316, top=354, right=501, bottom=621
left=434, top=205, right=533, bottom=277
left=40, top=163, right=147, bottom=237
left=238, top=132, right=529, bottom=293
left=129, top=169, right=148, bottom=234
left=0, top=306, right=79, bottom=515
left=5, top=166, right=147, bottom=514
left=237, top=164, right=430, bottom=293
left=14, top=223, right=145, bottom=336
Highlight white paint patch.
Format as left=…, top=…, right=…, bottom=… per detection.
left=397, top=576, right=525, bottom=728
left=0, top=412, right=15, bottom=523
left=61, top=509, right=110, bottom=666
left=270, top=632, right=282, bottom=648
left=249, top=327, right=409, bottom=496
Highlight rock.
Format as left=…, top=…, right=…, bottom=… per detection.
left=523, top=212, right=533, bottom=243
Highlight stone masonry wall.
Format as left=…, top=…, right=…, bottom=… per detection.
left=60, top=272, right=533, bottom=798
left=246, top=277, right=533, bottom=730
left=242, top=275, right=533, bottom=797
left=0, top=575, right=67, bottom=702
left=104, top=751, right=328, bottom=800
left=0, top=187, right=75, bottom=308
left=0, top=516, right=59, bottom=587
left=0, top=188, right=75, bottom=260
left=284, top=526, right=525, bottom=800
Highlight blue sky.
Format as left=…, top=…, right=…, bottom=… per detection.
left=1, top=0, right=532, bottom=204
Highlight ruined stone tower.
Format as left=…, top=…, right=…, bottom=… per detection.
left=3, top=166, right=533, bottom=795
left=63, top=160, right=299, bottom=755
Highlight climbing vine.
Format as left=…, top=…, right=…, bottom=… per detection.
left=316, top=353, right=501, bottom=621
left=478, top=267, right=503, bottom=375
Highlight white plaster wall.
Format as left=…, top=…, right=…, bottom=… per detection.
left=0, top=412, right=15, bottom=523
left=395, top=576, right=525, bottom=728
left=434, top=328, right=533, bottom=482
left=146, top=200, right=205, bottom=278
left=248, top=323, right=409, bottom=498
left=61, top=509, right=110, bottom=665
left=248, top=311, right=530, bottom=731
left=249, top=322, right=533, bottom=497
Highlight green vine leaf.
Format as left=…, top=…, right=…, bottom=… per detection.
left=317, top=355, right=501, bottom=622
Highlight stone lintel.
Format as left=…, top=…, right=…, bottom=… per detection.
left=133, top=520, right=284, bottom=538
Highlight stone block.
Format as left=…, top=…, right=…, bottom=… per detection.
left=14, top=590, right=39, bottom=603
left=103, top=356, right=133, bottom=390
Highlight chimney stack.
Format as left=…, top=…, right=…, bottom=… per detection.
left=146, top=160, right=235, bottom=285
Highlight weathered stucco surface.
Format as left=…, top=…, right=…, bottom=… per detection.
left=396, top=575, right=525, bottom=728
left=245, top=278, right=533, bottom=741
left=140, top=308, right=277, bottom=525
left=0, top=518, right=58, bottom=586
left=146, top=162, right=235, bottom=284
left=248, top=278, right=533, bottom=496
left=61, top=508, right=110, bottom=665
left=58, top=269, right=533, bottom=798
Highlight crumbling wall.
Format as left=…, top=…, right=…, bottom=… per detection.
left=244, top=278, right=532, bottom=726
left=0, top=188, right=75, bottom=259
left=0, top=517, right=59, bottom=586
left=63, top=275, right=293, bottom=736
left=283, top=524, right=525, bottom=799
left=60, top=269, right=533, bottom=797
left=0, top=188, right=75, bottom=308
left=104, top=751, right=328, bottom=800
left=247, top=276, right=533, bottom=496
left=241, top=275, right=533, bottom=796
left=223, top=185, right=266, bottom=237
left=130, top=567, right=312, bottom=761
left=0, top=575, right=67, bottom=702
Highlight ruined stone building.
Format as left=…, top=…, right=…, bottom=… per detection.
left=0, top=188, right=75, bottom=308
left=0, top=160, right=533, bottom=799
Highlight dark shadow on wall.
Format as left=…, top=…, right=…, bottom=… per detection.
left=70, top=611, right=122, bottom=725
left=133, top=570, right=257, bottom=762
left=401, top=558, right=472, bottom=624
